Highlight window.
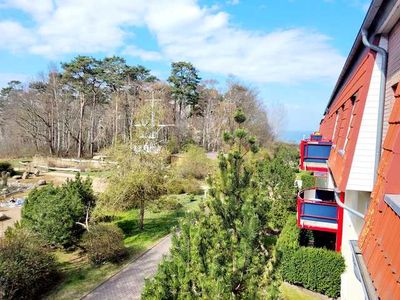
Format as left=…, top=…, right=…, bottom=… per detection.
left=342, top=95, right=357, bottom=152
left=331, top=110, right=340, bottom=143
left=392, top=82, right=400, bottom=98
left=333, top=104, right=345, bottom=147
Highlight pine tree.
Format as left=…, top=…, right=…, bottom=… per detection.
left=256, top=144, right=297, bottom=230
left=168, top=61, right=201, bottom=118
left=142, top=109, right=271, bottom=299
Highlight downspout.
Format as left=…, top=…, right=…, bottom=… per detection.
left=334, top=30, right=388, bottom=219
left=361, top=29, right=388, bottom=183
left=335, top=189, right=365, bottom=219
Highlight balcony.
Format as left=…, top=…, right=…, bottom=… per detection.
left=299, top=135, right=332, bottom=172
left=297, top=188, right=338, bottom=232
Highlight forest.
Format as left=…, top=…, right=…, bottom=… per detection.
left=0, top=56, right=274, bottom=158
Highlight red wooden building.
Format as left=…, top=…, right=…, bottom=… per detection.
left=297, top=1, right=400, bottom=298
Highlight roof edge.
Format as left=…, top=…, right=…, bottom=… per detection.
left=324, top=0, right=385, bottom=115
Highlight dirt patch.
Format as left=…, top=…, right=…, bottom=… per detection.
left=37, top=172, right=108, bottom=193
left=0, top=207, right=21, bottom=237
left=92, top=177, right=108, bottom=193
left=5, top=171, right=106, bottom=198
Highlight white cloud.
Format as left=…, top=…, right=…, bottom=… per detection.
left=123, top=45, right=163, bottom=61
left=2, top=0, right=54, bottom=21
left=226, top=0, right=240, bottom=5
left=0, top=73, right=29, bottom=88
left=0, top=0, right=345, bottom=83
left=0, top=21, right=36, bottom=52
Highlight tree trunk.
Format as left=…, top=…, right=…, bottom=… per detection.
left=78, top=93, right=85, bottom=158
left=139, top=199, right=145, bottom=230
left=89, top=93, right=96, bottom=157
left=114, top=93, right=118, bottom=145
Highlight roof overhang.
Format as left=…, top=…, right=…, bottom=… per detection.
left=324, top=0, right=400, bottom=115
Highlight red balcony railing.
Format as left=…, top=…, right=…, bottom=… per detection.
left=299, top=133, right=332, bottom=172
left=297, top=188, right=338, bottom=233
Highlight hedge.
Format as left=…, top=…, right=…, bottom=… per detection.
left=276, top=215, right=300, bottom=255
left=277, top=215, right=345, bottom=298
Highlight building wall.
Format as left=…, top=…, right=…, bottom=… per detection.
left=340, top=190, right=370, bottom=300
left=320, top=49, right=376, bottom=192
left=347, top=38, right=388, bottom=192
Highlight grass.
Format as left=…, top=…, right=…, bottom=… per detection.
left=280, top=282, right=324, bottom=300
left=45, top=194, right=202, bottom=300
left=45, top=168, right=112, bottom=178
left=79, top=169, right=114, bottom=178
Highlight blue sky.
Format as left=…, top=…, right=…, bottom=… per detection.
left=0, top=0, right=369, bottom=132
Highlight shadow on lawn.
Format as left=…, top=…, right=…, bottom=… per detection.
left=115, top=209, right=186, bottom=252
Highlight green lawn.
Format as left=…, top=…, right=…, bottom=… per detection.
left=45, top=194, right=202, bottom=300
left=280, top=282, right=324, bottom=300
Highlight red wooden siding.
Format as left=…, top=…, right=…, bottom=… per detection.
left=320, top=50, right=376, bottom=191
left=359, top=93, right=400, bottom=299
left=384, top=20, right=400, bottom=140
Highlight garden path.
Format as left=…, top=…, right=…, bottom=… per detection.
left=82, top=234, right=172, bottom=300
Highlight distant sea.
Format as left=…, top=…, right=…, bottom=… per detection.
left=278, top=130, right=311, bottom=144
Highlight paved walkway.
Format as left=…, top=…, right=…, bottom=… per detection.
left=83, top=235, right=172, bottom=300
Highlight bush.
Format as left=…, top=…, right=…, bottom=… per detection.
left=182, top=178, right=204, bottom=195
left=166, top=177, right=186, bottom=194
left=276, top=215, right=345, bottom=298
left=0, top=161, right=15, bottom=176
left=81, top=224, right=127, bottom=264
left=175, top=145, right=212, bottom=180
left=0, top=229, right=59, bottom=300
left=150, top=195, right=183, bottom=213
left=300, top=171, right=315, bottom=189
left=22, top=174, right=95, bottom=247
left=166, top=177, right=203, bottom=195
left=166, top=135, right=180, bottom=154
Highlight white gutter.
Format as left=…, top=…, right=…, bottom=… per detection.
left=360, top=29, right=388, bottom=183
left=327, top=163, right=365, bottom=218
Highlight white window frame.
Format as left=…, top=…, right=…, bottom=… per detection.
left=342, top=96, right=357, bottom=153
left=331, top=110, right=340, bottom=147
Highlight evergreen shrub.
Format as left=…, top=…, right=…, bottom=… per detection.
left=22, top=174, right=95, bottom=247
left=277, top=215, right=345, bottom=298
